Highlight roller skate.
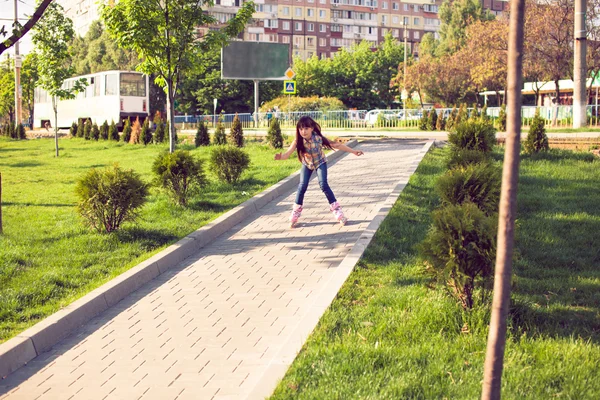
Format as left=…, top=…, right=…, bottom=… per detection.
left=330, top=201, right=347, bottom=226
left=290, top=204, right=303, bottom=228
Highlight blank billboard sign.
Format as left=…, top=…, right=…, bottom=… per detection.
left=221, top=41, right=290, bottom=80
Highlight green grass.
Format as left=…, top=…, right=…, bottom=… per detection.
left=0, top=136, right=299, bottom=342
left=271, top=147, right=600, bottom=399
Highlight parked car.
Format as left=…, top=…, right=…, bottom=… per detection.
left=397, top=110, right=423, bottom=120
left=365, top=109, right=398, bottom=125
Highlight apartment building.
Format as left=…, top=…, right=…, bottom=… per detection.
left=58, top=0, right=100, bottom=37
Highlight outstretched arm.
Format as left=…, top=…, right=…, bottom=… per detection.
left=331, top=141, right=364, bottom=156
left=275, top=140, right=297, bottom=160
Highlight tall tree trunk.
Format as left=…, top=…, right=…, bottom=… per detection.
left=481, top=0, right=525, bottom=398
left=166, top=79, right=176, bottom=153
left=53, top=96, right=59, bottom=157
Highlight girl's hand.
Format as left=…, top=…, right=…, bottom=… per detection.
left=354, top=150, right=364, bottom=156
left=275, top=153, right=282, bottom=160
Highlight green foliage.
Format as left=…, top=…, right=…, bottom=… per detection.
left=83, top=119, right=92, bottom=140
left=152, top=150, right=207, bottom=206
left=524, top=109, right=549, bottom=154
left=228, top=113, right=244, bottom=147
left=427, top=109, right=438, bottom=131
left=141, top=118, right=152, bottom=145
left=437, top=0, right=495, bottom=56
left=108, top=121, right=119, bottom=141
left=456, top=103, right=468, bottom=125
left=267, top=117, right=284, bottom=149
left=419, top=202, right=497, bottom=309
left=122, top=119, right=132, bottom=143
left=91, top=122, right=100, bottom=141
left=195, top=121, right=210, bottom=147
left=17, top=123, right=26, bottom=140
left=154, top=121, right=165, bottom=143
left=77, top=119, right=84, bottom=137
left=261, top=96, right=346, bottom=113
left=498, top=104, right=507, bottom=131
left=446, top=106, right=458, bottom=130
left=419, top=109, right=429, bottom=131
left=213, top=122, right=227, bottom=145
left=100, top=121, right=109, bottom=140
left=447, top=149, right=491, bottom=169
left=130, top=117, right=141, bottom=144
left=75, top=164, right=149, bottom=233
left=436, top=114, right=446, bottom=131
left=480, top=105, right=489, bottom=121
left=436, top=163, right=501, bottom=214
left=376, top=111, right=387, bottom=128
left=210, top=146, right=251, bottom=184
left=70, top=122, right=78, bottom=137
left=448, top=119, right=496, bottom=153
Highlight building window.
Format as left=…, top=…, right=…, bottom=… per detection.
left=414, top=31, right=420, bottom=39
left=295, top=22, right=303, bottom=31
left=294, top=36, right=303, bottom=46
left=404, top=3, right=408, bottom=11
left=283, top=7, right=290, bottom=16
left=320, top=23, right=326, bottom=32
left=282, top=35, right=290, bottom=43
left=283, top=21, right=290, bottom=30
left=413, top=5, right=418, bottom=12
left=308, top=23, right=314, bottom=31
left=307, top=37, right=315, bottom=45
left=414, top=17, right=419, bottom=25
left=392, top=2, right=398, bottom=10
left=295, top=7, right=302, bottom=16
left=392, top=29, right=399, bottom=37
left=403, top=16, right=409, bottom=25
left=392, top=16, right=398, bottom=24
left=308, top=51, right=314, bottom=58
left=307, top=8, right=314, bottom=17
left=382, top=1, right=387, bottom=9
left=319, top=10, right=326, bottom=18
left=319, top=37, right=327, bottom=46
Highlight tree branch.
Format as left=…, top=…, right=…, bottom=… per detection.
left=0, top=0, right=54, bottom=56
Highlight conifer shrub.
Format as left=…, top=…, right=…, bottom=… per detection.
left=91, top=122, right=100, bottom=141
left=75, top=164, right=149, bottom=233
left=70, top=122, right=78, bottom=137
left=497, top=104, right=507, bottom=131
left=436, top=163, right=501, bottom=215
left=210, top=146, right=250, bottom=184
left=229, top=113, right=244, bottom=147
left=83, top=119, right=92, bottom=140
left=152, top=150, right=207, bottom=206
left=213, top=121, right=227, bottom=145
left=267, top=117, right=284, bottom=149
left=195, top=120, right=210, bottom=147
left=108, top=121, right=119, bottom=141
left=523, top=109, right=549, bottom=154
left=419, top=202, right=497, bottom=309
left=436, top=114, right=445, bottom=131
left=129, top=117, right=141, bottom=144
left=456, top=103, right=468, bottom=125
left=141, top=118, right=152, bottom=145
left=447, top=149, right=491, bottom=169
left=77, top=119, right=84, bottom=137
left=448, top=119, right=496, bottom=153
left=100, top=121, right=109, bottom=140
left=419, top=109, right=429, bottom=131
left=480, top=105, right=489, bottom=122
left=122, top=119, right=132, bottom=143
left=427, top=109, right=438, bottom=131
left=17, top=123, right=26, bottom=140
left=154, top=121, right=165, bottom=143
left=446, top=106, right=458, bottom=130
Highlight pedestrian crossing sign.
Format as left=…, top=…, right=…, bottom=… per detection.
left=283, top=80, right=296, bottom=95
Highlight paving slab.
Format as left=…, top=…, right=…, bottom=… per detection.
left=0, top=139, right=432, bottom=400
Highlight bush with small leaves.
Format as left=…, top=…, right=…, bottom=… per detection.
left=210, top=146, right=251, bottom=184
left=229, top=113, right=244, bottom=147
left=523, top=109, right=549, bottom=154
left=419, top=109, right=429, bottom=131
left=456, top=103, right=468, bottom=125
left=17, top=123, right=26, bottom=140
left=446, top=106, right=458, bottom=130
left=152, top=150, right=207, bottom=206
left=436, top=162, right=501, bottom=215
left=91, top=122, right=100, bottom=141
left=497, top=104, right=506, bottom=131
left=480, top=105, right=489, bottom=122
left=141, top=118, right=152, bottom=145
left=70, top=122, right=78, bottom=137
left=448, top=119, right=496, bottom=153
left=213, top=122, right=227, bottom=145
left=267, top=117, right=284, bottom=149
left=75, top=164, right=149, bottom=233
left=447, top=149, right=491, bottom=169
left=427, top=109, right=438, bottom=131
left=419, top=202, right=497, bottom=309
left=100, top=121, right=109, bottom=140
left=122, top=119, right=132, bottom=143
left=77, top=119, right=84, bottom=137
left=108, top=121, right=119, bottom=141
left=154, top=121, right=165, bottom=143
left=129, top=117, right=141, bottom=144
left=83, top=119, right=92, bottom=140
left=195, top=121, right=210, bottom=147
left=436, top=114, right=445, bottom=131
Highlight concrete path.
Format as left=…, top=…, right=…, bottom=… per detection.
left=0, top=139, right=431, bottom=400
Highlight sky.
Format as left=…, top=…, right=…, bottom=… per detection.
left=1, top=0, right=37, bottom=57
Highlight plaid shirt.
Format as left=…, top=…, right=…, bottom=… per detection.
left=301, top=133, right=327, bottom=170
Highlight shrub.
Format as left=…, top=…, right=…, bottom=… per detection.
left=436, top=163, right=501, bottom=214
left=267, top=117, right=284, bottom=149
left=83, top=119, right=92, bottom=140
left=213, top=122, right=227, bottom=145
left=141, top=118, right=152, bottom=145
left=229, top=113, right=244, bottom=147
left=446, top=106, right=458, bottom=130
left=523, top=109, right=549, bottom=154
left=70, top=122, right=78, bottom=137
left=122, top=119, right=132, bottom=143
left=436, top=114, right=445, bottom=131
left=129, top=117, right=141, bottom=144
left=427, top=109, right=438, bottom=131
left=448, top=119, right=496, bottom=153
left=195, top=121, right=210, bottom=147
left=210, top=146, right=251, bottom=184
left=447, top=149, right=491, bottom=169
left=376, top=111, right=387, bottom=128
left=100, top=121, right=109, bottom=140
left=456, top=103, right=468, bottom=125
left=154, top=121, right=165, bottom=143
left=77, top=119, right=84, bottom=137
left=152, top=150, right=207, bottom=206
left=419, top=202, right=497, bottom=309
left=108, top=121, right=119, bottom=141
left=480, top=105, right=489, bottom=122
left=260, top=96, right=345, bottom=113
left=419, top=109, right=429, bottom=131
left=497, top=104, right=507, bottom=131
left=91, top=122, right=100, bottom=141
left=17, top=123, right=26, bottom=140
left=75, top=164, right=149, bottom=233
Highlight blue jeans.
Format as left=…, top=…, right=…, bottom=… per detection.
left=295, top=163, right=337, bottom=206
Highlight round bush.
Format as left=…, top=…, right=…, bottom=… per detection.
left=75, top=164, right=149, bottom=233
left=448, top=119, right=496, bottom=153
left=267, top=117, right=283, bottom=149
left=523, top=110, right=549, bottom=154
left=152, top=150, right=207, bottom=206
left=210, top=146, right=251, bottom=184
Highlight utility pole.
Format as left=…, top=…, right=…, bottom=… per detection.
left=573, top=0, right=587, bottom=128
left=403, top=23, right=408, bottom=125
left=14, top=0, right=23, bottom=127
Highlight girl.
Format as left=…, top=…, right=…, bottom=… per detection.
left=275, top=116, right=364, bottom=228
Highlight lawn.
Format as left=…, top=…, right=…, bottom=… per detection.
left=0, top=136, right=299, bottom=342
left=271, top=147, right=600, bottom=399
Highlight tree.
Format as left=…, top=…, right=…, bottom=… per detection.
left=0, top=60, right=15, bottom=125
left=21, top=53, right=39, bottom=126
left=101, top=0, right=255, bottom=153
left=437, top=0, right=495, bottom=56
left=32, top=2, right=86, bottom=157
left=0, top=0, right=54, bottom=56
left=372, top=33, right=406, bottom=108
left=586, top=0, right=600, bottom=100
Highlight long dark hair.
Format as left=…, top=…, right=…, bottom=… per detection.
left=295, top=116, right=333, bottom=162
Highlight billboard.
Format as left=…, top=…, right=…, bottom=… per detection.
left=221, top=41, right=290, bottom=81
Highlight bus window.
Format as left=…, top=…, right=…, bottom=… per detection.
left=106, top=74, right=118, bottom=96
left=94, top=76, right=101, bottom=96
left=120, top=73, right=146, bottom=97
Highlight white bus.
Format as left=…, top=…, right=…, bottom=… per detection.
left=34, top=70, right=150, bottom=129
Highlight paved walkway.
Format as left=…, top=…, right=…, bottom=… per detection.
left=0, top=139, right=430, bottom=400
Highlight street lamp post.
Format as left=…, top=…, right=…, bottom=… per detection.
left=213, top=98, right=217, bottom=128
left=403, top=22, right=408, bottom=125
